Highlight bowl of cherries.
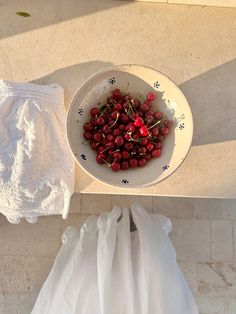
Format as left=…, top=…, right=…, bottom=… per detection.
left=67, top=64, right=193, bottom=188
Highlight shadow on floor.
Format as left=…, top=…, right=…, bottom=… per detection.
left=180, top=58, right=236, bottom=146
left=0, top=0, right=129, bottom=39
left=32, top=60, right=113, bottom=108
left=33, top=60, right=114, bottom=190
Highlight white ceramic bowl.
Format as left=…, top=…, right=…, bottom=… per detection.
left=67, top=64, right=193, bottom=188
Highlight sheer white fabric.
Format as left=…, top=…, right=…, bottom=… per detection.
left=0, top=80, right=74, bottom=223
left=32, top=204, right=199, bottom=314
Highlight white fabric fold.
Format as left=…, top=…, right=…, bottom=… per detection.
left=32, top=204, right=199, bottom=314
left=0, top=80, right=74, bottom=223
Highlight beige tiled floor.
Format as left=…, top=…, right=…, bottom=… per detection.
left=0, top=195, right=236, bottom=314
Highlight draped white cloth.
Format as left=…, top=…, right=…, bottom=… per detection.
left=0, top=80, right=74, bottom=223
left=32, top=204, right=199, bottom=314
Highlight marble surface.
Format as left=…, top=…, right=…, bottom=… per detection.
left=0, top=0, right=236, bottom=197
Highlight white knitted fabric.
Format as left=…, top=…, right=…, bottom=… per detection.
left=0, top=80, right=74, bottom=224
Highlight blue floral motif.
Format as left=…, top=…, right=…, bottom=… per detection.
left=78, top=108, right=84, bottom=116
left=122, top=179, right=129, bottom=184
left=154, top=81, right=160, bottom=89
left=178, top=123, right=185, bottom=130
left=81, top=154, right=87, bottom=160
left=109, top=77, right=116, bottom=84
left=162, top=165, right=170, bottom=171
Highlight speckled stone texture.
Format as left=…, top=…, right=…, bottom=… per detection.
left=0, top=195, right=236, bottom=313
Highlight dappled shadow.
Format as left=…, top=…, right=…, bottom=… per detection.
left=180, top=58, right=236, bottom=146
left=0, top=0, right=128, bottom=39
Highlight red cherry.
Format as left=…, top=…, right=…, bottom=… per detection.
left=84, top=132, right=93, bottom=140
left=153, top=111, right=162, bottom=120
left=133, top=99, right=141, bottom=108
left=106, top=134, right=114, bottom=142
left=113, top=128, right=121, bottom=136
left=139, top=125, right=149, bottom=137
left=146, top=92, right=156, bottom=102
left=114, top=103, right=122, bottom=111
left=146, top=143, right=154, bottom=152
left=152, top=149, right=161, bottom=158
left=125, top=123, right=135, bottom=133
left=146, top=111, right=154, bottom=117
left=102, top=124, right=111, bottom=134
left=141, top=138, right=148, bottom=146
left=107, top=141, right=114, bottom=149
left=97, top=145, right=104, bottom=151
left=114, top=136, right=124, bottom=146
left=83, top=122, right=94, bottom=131
left=146, top=115, right=154, bottom=124
left=109, top=120, right=115, bottom=126
left=93, top=133, right=102, bottom=142
left=129, top=158, right=138, bottom=168
left=152, top=127, right=159, bottom=137
left=124, top=142, right=134, bottom=151
left=90, top=141, right=97, bottom=150
left=119, top=124, right=125, bottom=131
left=90, top=107, right=100, bottom=116
left=123, top=102, right=129, bottom=110
left=113, top=152, right=122, bottom=160
left=134, top=117, right=144, bottom=127
left=161, top=127, right=170, bottom=136
left=121, top=113, right=130, bottom=124
left=164, top=120, right=173, bottom=128
left=102, top=138, right=108, bottom=146
left=132, top=133, right=139, bottom=140
left=91, top=118, right=96, bottom=126
left=112, top=89, right=122, bottom=100
left=140, top=102, right=149, bottom=112
left=157, top=135, right=164, bottom=141
left=122, top=151, right=130, bottom=159
left=155, top=142, right=162, bottom=149
left=111, top=111, right=119, bottom=120
left=96, top=116, right=105, bottom=126
left=96, top=153, right=105, bottom=164
left=138, top=158, right=147, bottom=167
left=121, top=161, right=129, bottom=170
left=111, top=161, right=120, bottom=172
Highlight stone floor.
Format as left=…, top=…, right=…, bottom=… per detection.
left=0, top=1, right=236, bottom=313
left=0, top=195, right=236, bottom=314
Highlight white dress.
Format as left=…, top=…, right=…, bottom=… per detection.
left=0, top=80, right=74, bottom=223
left=32, top=204, right=199, bottom=314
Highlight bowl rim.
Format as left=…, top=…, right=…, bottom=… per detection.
left=66, top=64, right=193, bottom=189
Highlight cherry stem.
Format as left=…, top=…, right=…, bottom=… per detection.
left=124, top=108, right=135, bottom=121
left=101, top=146, right=110, bottom=154
left=110, top=112, right=120, bottom=128
left=102, top=159, right=110, bottom=166
left=148, top=120, right=161, bottom=130
left=129, top=99, right=137, bottom=112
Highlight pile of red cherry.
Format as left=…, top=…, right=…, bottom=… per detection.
left=83, top=89, right=172, bottom=172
